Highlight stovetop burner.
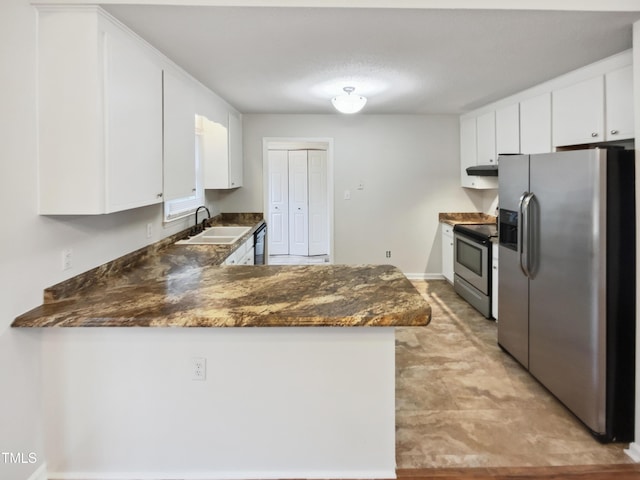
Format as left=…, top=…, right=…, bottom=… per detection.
left=453, top=223, right=498, bottom=243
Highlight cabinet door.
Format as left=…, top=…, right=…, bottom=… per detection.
left=441, top=224, right=454, bottom=284
left=605, top=65, right=634, bottom=141
left=460, top=116, right=498, bottom=189
left=202, top=119, right=229, bottom=189
left=228, top=111, right=243, bottom=188
left=308, top=150, right=328, bottom=256
left=520, top=93, right=551, bottom=154
left=104, top=28, right=163, bottom=213
left=552, top=76, right=604, bottom=147
left=288, top=151, right=309, bottom=256
left=267, top=150, right=289, bottom=255
left=163, top=68, right=196, bottom=201
left=496, top=104, right=520, bottom=155
left=476, top=111, right=496, bottom=164
left=460, top=117, right=477, bottom=188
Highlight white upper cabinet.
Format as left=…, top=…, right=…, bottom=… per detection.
left=459, top=116, right=498, bottom=190
left=228, top=111, right=244, bottom=189
left=202, top=118, right=228, bottom=189
left=553, top=65, right=634, bottom=147
left=495, top=104, right=520, bottom=155
left=519, top=93, right=552, bottom=154
left=552, top=76, right=604, bottom=147
left=476, top=111, right=497, bottom=165
left=38, top=7, right=163, bottom=214
left=163, top=68, right=196, bottom=201
left=204, top=112, right=243, bottom=189
left=605, top=65, right=634, bottom=141
left=460, top=117, right=477, bottom=189
left=464, top=51, right=631, bottom=162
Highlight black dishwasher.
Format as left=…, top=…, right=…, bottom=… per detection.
left=254, top=223, right=267, bottom=265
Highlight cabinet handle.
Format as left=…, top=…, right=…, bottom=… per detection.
left=610, top=129, right=619, bottom=135
left=591, top=132, right=598, bottom=138
left=489, top=159, right=494, bottom=163
left=156, top=193, right=163, bottom=198
left=192, top=187, right=196, bottom=192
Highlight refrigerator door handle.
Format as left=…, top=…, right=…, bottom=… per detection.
left=521, top=192, right=535, bottom=277
left=518, top=192, right=529, bottom=276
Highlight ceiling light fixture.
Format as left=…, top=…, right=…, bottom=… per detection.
left=331, top=86, right=367, bottom=114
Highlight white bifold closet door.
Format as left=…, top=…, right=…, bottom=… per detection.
left=267, top=150, right=289, bottom=255
left=288, top=150, right=309, bottom=256
left=307, top=150, right=328, bottom=256
left=268, top=149, right=328, bottom=256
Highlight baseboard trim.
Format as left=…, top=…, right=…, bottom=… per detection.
left=625, top=442, right=640, bottom=462
left=26, top=463, right=47, bottom=480
left=403, top=273, right=444, bottom=281
left=46, top=469, right=396, bottom=480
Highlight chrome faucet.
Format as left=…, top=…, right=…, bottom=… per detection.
left=192, top=205, right=211, bottom=235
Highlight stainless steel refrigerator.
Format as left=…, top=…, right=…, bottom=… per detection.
left=498, top=148, right=635, bottom=442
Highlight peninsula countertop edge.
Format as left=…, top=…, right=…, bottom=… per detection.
left=13, top=216, right=431, bottom=329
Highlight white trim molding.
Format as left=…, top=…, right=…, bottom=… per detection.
left=404, top=273, right=444, bottom=281
left=26, top=463, right=48, bottom=480
left=625, top=442, right=640, bottom=462
left=47, top=469, right=396, bottom=480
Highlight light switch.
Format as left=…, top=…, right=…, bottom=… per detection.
left=344, top=190, right=351, bottom=200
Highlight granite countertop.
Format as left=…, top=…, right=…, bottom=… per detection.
left=439, top=212, right=497, bottom=226
left=13, top=214, right=431, bottom=329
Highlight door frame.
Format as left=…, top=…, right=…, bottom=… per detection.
left=262, top=137, right=334, bottom=263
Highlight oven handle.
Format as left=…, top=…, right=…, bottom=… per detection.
left=520, top=192, right=534, bottom=278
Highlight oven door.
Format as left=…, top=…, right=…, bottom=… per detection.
left=454, top=233, right=489, bottom=294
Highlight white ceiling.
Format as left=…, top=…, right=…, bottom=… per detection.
left=102, top=4, right=640, bottom=114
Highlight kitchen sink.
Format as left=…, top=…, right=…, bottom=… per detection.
left=176, top=226, right=251, bottom=245
left=201, top=226, right=251, bottom=237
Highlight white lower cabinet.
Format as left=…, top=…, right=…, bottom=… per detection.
left=441, top=223, right=454, bottom=284
left=37, top=7, right=164, bottom=214
left=491, top=244, right=499, bottom=320
left=224, top=236, right=255, bottom=266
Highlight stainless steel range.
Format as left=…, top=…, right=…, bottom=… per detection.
left=453, top=223, right=497, bottom=319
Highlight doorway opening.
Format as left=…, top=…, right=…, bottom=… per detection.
left=263, top=138, right=334, bottom=266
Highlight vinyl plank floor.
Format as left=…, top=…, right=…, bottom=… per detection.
left=396, top=280, right=633, bottom=469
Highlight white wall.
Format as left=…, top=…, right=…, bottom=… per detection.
left=41, top=328, right=396, bottom=479
left=219, top=114, right=497, bottom=277
left=0, top=3, right=232, bottom=479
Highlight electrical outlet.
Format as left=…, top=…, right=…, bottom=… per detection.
left=192, top=357, right=206, bottom=381
left=62, top=249, right=73, bottom=271
left=385, top=250, right=391, bottom=258
left=344, top=190, right=351, bottom=200
left=146, top=223, right=153, bottom=239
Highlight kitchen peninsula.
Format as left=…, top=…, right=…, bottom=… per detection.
left=13, top=214, right=430, bottom=480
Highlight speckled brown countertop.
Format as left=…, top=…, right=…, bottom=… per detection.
left=439, top=212, right=497, bottom=225
left=13, top=214, right=430, bottom=328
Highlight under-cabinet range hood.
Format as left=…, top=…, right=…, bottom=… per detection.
left=466, top=164, right=498, bottom=176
